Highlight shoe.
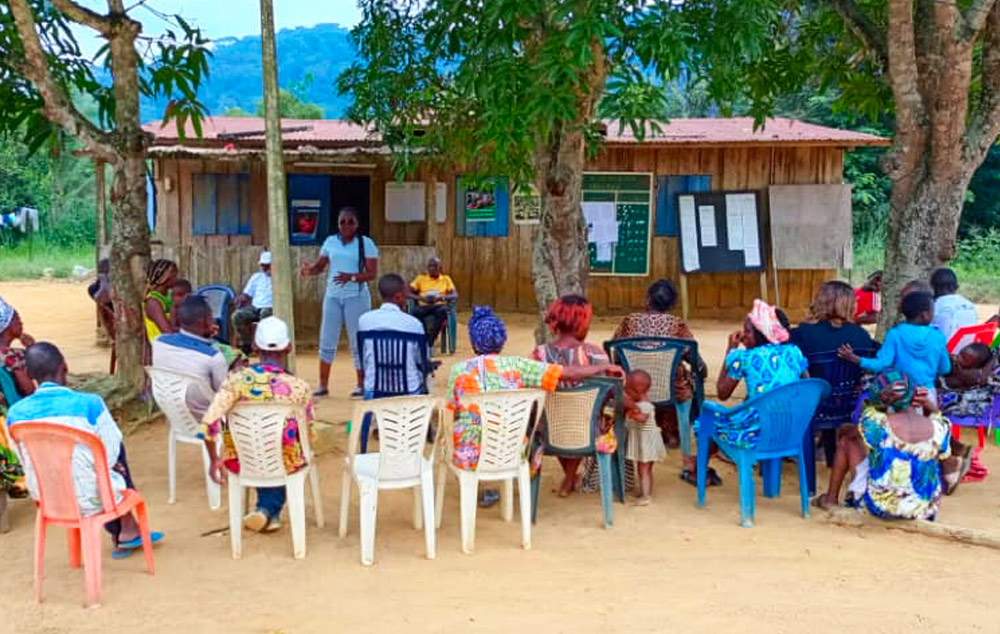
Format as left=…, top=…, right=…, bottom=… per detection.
left=243, top=510, right=269, bottom=533
left=479, top=489, right=500, bottom=508
left=312, top=386, right=329, bottom=398
left=349, top=387, right=364, bottom=399
left=263, top=516, right=282, bottom=533
left=843, top=492, right=862, bottom=509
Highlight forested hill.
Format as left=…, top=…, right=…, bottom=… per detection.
left=140, top=23, right=355, bottom=122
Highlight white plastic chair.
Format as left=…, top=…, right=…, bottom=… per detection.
left=339, top=395, right=441, bottom=566
left=145, top=366, right=222, bottom=510
left=434, top=389, right=546, bottom=554
left=225, top=401, right=324, bottom=560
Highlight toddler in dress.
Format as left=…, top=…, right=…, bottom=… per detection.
left=624, top=370, right=666, bottom=506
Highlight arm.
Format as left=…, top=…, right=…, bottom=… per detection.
left=560, top=363, right=623, bottom=382
left=855, top=331, right=896, bottom=373
left=299, top=254, right=330, bottom=277
left=11, top=366, right=34, bottom=397
left=199, top=378, right=240, bottom=484
left=333, top=257, right=379, bottom=285
left=443, top=276, right=458, bottom=302
left=145, top=296, right=173, bottom=335
left=716, top=332, right=743, bottom=401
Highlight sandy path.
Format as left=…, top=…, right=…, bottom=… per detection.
left=2, top=279, right=1000, bottom=633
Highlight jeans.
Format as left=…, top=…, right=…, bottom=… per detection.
left=255, top=486, right=286, bottom=520
left=232, top=306, right=273, bottom=350
left=318, top=287, right=371, bottom=366
left=104, top=444, right=135, bottom=540
left=411, top=304, right=449, bottom=347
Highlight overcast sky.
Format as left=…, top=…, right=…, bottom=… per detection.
left=75, top=0, right=361, bottom=55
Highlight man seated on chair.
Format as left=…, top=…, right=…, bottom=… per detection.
left=409, top=256, right=457, bottom=348
left=151, top=295, right=229, bottom=420
left=6, top=342, right=164, bottom=557
left=201, top=316, right=314, bottom=534
left=360, top=273, right=429, bottom=398
left=232, top=251, right=274, bottom=355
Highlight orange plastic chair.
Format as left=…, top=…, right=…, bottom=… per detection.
left=8, top=422, right=154, bottom=607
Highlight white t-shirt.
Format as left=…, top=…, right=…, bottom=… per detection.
left=932, top=294, right=979, bottom=343
left=242, top=271, right=273, bottom=309
left=319, top=234, right=379, bottom=298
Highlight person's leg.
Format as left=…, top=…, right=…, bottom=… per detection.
left=556, top=457, right=583, bottom=497
left=411, top=305, right=436, bottom=345
left=815, top=429, right=866, bottom=510
left=343, top=289, right=371, bottom=393
left=317, top=294, right=343, bottom=394
left=256, top=486, right=287, bottom=520
left=634, top=462, right=652, bottom=505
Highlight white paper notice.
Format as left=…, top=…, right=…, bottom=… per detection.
left=596, top=242, right=613, bottom=262
left=698, top=205, right=717, bottom=247
left=678, top=195, right=700, bottom=272
left=744, top=245, right=761, bottom=267
left=726, top=205, right=743, bottom=250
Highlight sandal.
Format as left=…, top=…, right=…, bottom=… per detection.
left=312, top=387, right=329, bottom=398
left=706, top=467, right=723, bottom=487
left=679, top=468, right=697, bottom=486
left=680, top=467, right=723, bottom=487
left=112, top=531, right=165, bottom=559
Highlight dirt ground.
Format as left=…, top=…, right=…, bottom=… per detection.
left=3, top=279, right=1000, bottom=633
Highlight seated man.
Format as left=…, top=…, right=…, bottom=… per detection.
left=6, top=342, right=164, bottom=556
left=931, top=268, right=978, bottom=342
left=233, top=251, right=274, bottom=355
left=409, top=256, right=457, bottom=348
left=151, top=296, right=229, bottom=419
left=201, top=316, right=312, bottom=533
left=360, top=273, right=428, bottom=397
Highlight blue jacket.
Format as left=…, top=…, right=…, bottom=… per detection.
left=859, top=323, right=951, bottom=388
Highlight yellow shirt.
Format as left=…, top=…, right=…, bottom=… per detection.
left=411, top=274, right=456, bottom=305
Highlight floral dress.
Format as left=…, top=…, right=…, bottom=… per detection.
left=724, top=343, right=808, bottom=398
left=860, top=406, right=951, bottom=520
left=447, top=355, right=562, bottom=470
left=613, top=312, right=696, bottom=401
left=199, top=363, right=314, bottom=475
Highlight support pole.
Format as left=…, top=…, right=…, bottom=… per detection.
left=423, top=168, right=437, bottom=248
left=260, top=0, right=296, bottom=370
left=680, top=272, right=690, bottom=321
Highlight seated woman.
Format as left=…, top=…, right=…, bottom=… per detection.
left=447, top=306, right=620, bottom=474
left=717, top=299, right=808, bottom=401
left=0, top=297, right=36, bottom=499
left=143, top=259, right=179, bottom=346
left=410, top=256, right=458, bottom=348
left=853, top=270, right=882, bottom=325
left=530, top=295, right=617, bottom=497
left=815, top=370, right=951, bottom=520
left=792, top=281, right=877, bottom=357
left=612, top=279, right=706, bottom=484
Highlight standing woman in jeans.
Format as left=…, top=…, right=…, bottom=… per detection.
left=299, top=207, right=379, bottom=397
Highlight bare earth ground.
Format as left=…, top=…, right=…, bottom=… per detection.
left=2, top=279, right=1000, bottom=633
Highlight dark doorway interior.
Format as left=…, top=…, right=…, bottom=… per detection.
left=331, top=175, right=371, bottom=237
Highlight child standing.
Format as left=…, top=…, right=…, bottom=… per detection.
left=624, top=370, right=665, bottom=506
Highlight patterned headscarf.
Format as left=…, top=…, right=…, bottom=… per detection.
left=867, top=369, right=916, bottom=412
left=468, top=305, right=507, bottom=355
left=748, top=299, right=789, bottom=344
left=0, top=296, right=14, bottom=334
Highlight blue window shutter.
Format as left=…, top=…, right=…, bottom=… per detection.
left=655, top=175, right=711, bottom=236
left=238, top=174, right=251, bottom=234
left=216, top=174, right=241, bottom=235
left=192, top=173, right=217, bottom=235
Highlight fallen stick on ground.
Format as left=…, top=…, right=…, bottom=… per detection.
left=822, top=507, right=1000, bottom=550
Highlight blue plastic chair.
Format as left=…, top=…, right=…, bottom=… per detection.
left=603, top=337, right=704, bottom=457
left=530, top=378, right=626, bottom=528
left=356, top=330, right=433, bottom=453
left=195, top=284, right=236, bottom=344
left=695, top=379, right=831, bottom=527
left=407, top=298, right=458, bottom=355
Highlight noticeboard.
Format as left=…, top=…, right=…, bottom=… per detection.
left=675, top=190, right=765, bottom=273
left=582, top=172, right=652, bottom=276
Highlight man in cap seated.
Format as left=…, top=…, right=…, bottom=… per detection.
left=233, top=251, right=274, bottom=355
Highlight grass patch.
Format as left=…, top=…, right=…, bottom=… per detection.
left=0, top=242, right=94, bottom=281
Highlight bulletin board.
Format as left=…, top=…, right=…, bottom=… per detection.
left=582, top=172, right=652, bottom=276
left=384, top=182, right=447, bottom=223
left=768, top=184, right=853, bottom=270
left=675, top=190, right=765, bottom=273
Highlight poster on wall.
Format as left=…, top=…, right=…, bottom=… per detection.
left=512, top=185, right=541, bottom=225
left=464, top=182, right=498, bottom=222
left=384, top=182, right=449, bottom=223
left=289, top=198, right=321, bottom=242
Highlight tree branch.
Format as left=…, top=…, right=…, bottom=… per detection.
left=827, top=0, right=888, bottom=69
left=960, top=0, right=999, bottom=40
left=8, top=0, right=116, bottom=162
left=50, top=0, right=112, bottom=35
left=885, top=0, right=925, bottom=128
left=963, top=1, right=1000, bottom=170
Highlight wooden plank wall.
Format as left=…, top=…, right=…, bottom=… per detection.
left=152, top=144, right=843, bottom=324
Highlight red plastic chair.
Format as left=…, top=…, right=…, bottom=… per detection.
left=8, top=422, right=154, bottom=607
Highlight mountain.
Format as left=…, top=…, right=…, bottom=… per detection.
left=141, top=23, right=356, bottom=123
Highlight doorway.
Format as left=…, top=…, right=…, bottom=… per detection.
left=331, top=175, right=371, bottom=237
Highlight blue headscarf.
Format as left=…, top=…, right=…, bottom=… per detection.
left=0, top=296, right=14, bottom=334
left=468, top=305, right=507, bottom=355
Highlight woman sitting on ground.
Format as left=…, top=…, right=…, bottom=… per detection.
left=717, top=299, right=808, bottom=401
left=0, top=297, right=35, bottom=499
left=530, top=295, right=618, bottom=497
left=447, top=306, right=621, bottom=473
left=612, top=279, right=706, bottom=485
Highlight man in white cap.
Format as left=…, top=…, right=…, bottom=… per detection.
left=232, top=251, right=274, bottom=355
left=199, top=316, right=313, bottom=533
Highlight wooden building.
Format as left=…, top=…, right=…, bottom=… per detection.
left=143, top=116, right=887, bottom=338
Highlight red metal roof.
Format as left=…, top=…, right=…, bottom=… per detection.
left=145, top=116, right=887, bottom=148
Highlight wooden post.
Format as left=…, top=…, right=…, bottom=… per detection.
left=423, top=168, right=437, bottom=248
left=679, top=272, right=690, bottom=321
left=260, top=0, right=296, bottom=370
left=758, top=271, right=768, bottom=303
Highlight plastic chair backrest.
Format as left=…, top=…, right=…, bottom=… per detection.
left=805, top=349, right=873, bottom=427
left=357, top=330, right=430, bottom=398
left=604, top=337, right=694, bottom=405
left=145, top=366, right=211, bottom=438
left=543, top=383, right=609, bottom=452
left=462, top=389, right=546, bottom=475
left=734, top=379, right=830, bottom=453
left=195, top=284, right=235, bottom=320
left=226, top=401, right=302, bottom=480
left=947, top=323, right=998, bottom=354
left=350, top=395, right=440, bottom=483
left=8, top=422, right=116, bottom=522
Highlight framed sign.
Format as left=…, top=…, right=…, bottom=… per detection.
left=512, top=185, right=541, bottom=225
left=582, top=172, right=653, bottom=276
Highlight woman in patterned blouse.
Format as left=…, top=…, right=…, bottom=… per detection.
left=0, top=296, right=34, bottom=498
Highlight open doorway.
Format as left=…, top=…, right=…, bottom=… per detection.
left=331, top=175, right=371, bottom=237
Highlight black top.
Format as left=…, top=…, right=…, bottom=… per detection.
left=790, top=321, right=877, bottom=358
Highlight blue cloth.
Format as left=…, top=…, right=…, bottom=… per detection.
left=256, top=486, right=286, bottom=519
left=319, top=234, right=378, bottom=298
left=724, top=343, right=809, bottom=398
left=858, top=323, right=951, bottom=389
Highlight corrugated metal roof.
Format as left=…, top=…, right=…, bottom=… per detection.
left=144, top=116, right=888, bottom=148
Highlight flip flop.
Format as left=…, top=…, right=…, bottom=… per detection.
left=115, top=531, right=165, bottom=553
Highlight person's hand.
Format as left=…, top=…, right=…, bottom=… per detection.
left=837, top=343, right=860, bottom=364
left=19, top=333, right=35, bottom=347
left=727, top=331, right=742, bottom=350
left=299, top=261, right=313, bottom=278
left=333, top=271, right=354, bottom=285
left=207, top=458, right=227, bottom=485
left=605, top=364, right=625, bottom=378
left=209, top=323, right=220, bottom=338
left=911, top=387, right=935, bottom=411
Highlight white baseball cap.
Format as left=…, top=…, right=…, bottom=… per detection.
left=254, top=316, right=290, bottom=351
left=259, top=251, right=272, bottom=265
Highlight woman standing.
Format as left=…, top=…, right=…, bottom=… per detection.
left=300, top=207, right=379, bottom=398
